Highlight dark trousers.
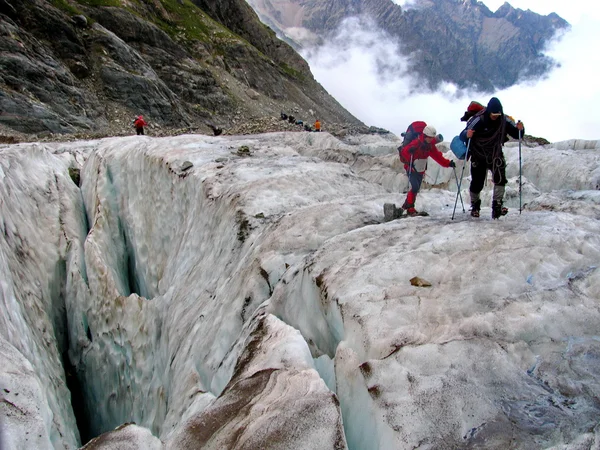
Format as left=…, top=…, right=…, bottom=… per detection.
left=136, top=127, right=144, bottom=135
left=469, top=156, right=507, bottom=194
left=407, top=169, right=424, bottom=194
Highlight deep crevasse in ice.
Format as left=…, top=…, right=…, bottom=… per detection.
left=1, top=133, right=600, bottom=449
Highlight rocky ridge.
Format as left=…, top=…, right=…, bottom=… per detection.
left=0, top=0, right=365, bottom=140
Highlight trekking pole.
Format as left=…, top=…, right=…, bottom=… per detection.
left=518, top=125, right=522, bottom=214
left=451, top=138, right=471, bottom=220
left=452, top=167, right=465, bottom=213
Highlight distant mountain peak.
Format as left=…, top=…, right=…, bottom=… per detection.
left=248, top=0, right=569, bottom=92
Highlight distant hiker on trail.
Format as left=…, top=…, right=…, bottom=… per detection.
left=400, top=124, right=455, bottom=216
left=209, top=124, right=223, bottom=136
left=460, top=97, right=524, bottom=219
left=314, top=119, right=321, bottom=132
left=133, top=115, right=147, bottom=135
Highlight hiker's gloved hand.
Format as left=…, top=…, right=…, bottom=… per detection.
left=449, top=161, right=456, bottom=168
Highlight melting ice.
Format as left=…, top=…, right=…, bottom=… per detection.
left=1, top=132, right=599, bottom=449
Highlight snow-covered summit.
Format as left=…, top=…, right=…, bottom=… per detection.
left=1, top=132, right=599, bottom=449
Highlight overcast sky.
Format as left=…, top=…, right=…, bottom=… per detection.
left=302, top=0, right=600, bottom=143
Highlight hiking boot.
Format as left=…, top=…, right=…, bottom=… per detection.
left=470, top=199, right=481, bottom=218
left=401, top=201, right=413, bottom=211
left=491, top=200, right=508, bottom=219
left=401, top=201, right=418, bottom=216
left=406, top=207, right=419, bottom=217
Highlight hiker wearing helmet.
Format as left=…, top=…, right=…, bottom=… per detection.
left=400, top=125, right=455, bottom=216
left=460, top=97, right=524, bottom=219
left=314, top=119, right=321, bottom=132
left=134, top=115, right=147, bottom=135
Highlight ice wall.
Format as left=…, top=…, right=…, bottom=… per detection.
left=2, top=131, right=600, bottom=449
left=0, top=145, right=86, bottom=449
left=71, top=133, right=389, bottom=442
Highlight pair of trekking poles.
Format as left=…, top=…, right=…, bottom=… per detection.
left=451, top=130, right=523, bottom=220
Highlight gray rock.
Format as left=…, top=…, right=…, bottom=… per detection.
left=71, top=15, right=88, bottom=28
left=383, top=203, right=403, bottom=222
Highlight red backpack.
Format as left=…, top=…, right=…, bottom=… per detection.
left=398, top=121, right=427, bottom=164
left=460, top=101, right=485, bottom=122
left=400, top=121, right=427, bottom=148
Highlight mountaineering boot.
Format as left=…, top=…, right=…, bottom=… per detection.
left=406, top=206, right=419, bottom=217
left=402, top=201, right=418, bottom=216
left=491, top=200, right=508, bottom=219
left=470, top=199, right=481, bottom=218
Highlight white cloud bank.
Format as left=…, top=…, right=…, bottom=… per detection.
left=303, top=1, right=600, bottom=142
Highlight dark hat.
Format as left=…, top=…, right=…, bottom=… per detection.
left=486, top=97, right=503, bottom=114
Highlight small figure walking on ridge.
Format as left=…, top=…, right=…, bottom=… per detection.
left=460, top=97, right=524, bottom=219
left=314, top=119, right=321, bottom=132
left=133, top=115, right=147, bottom=135
left=400, top=125, right=455, bottom=216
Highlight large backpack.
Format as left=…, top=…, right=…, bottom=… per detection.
left=397, top=121, right=427, bottom=164
left=460, top=101, right=485, bottom=122
left=399, top=121, right=427, bottom=148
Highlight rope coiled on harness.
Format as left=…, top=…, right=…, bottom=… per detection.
left=470, top=117, right=506, bottom=180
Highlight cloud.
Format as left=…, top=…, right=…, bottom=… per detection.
left=302, top=11, right=600, bottom=142
left=389, top=0, right=419, bottom=9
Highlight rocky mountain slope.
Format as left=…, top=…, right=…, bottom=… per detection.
left=247, top=0, right=569, bottom=92
left=0, top=0, right=364, bottom=141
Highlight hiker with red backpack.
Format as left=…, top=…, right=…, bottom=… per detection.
left=133, top=115, right=147, bottom=135
left=399, top=124, right=455, bottom=216
left=459, top=97, right=524, bottom=219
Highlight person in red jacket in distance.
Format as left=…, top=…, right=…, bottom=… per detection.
left=133, top=115, right=147, bottom=135
left=400, top=125, right=455, bottom=216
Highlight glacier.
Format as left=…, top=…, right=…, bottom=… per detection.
left=1, top=132, right=599, bottom=449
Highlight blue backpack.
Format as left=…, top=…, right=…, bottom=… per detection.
left=450, top=136, right=468, bottom=160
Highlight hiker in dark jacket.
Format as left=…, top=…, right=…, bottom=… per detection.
left=400, top=125, right=455, bottom=216
left=134, top=115, right=147, bottom=135
left=460, top=97, right=524, bottom=219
